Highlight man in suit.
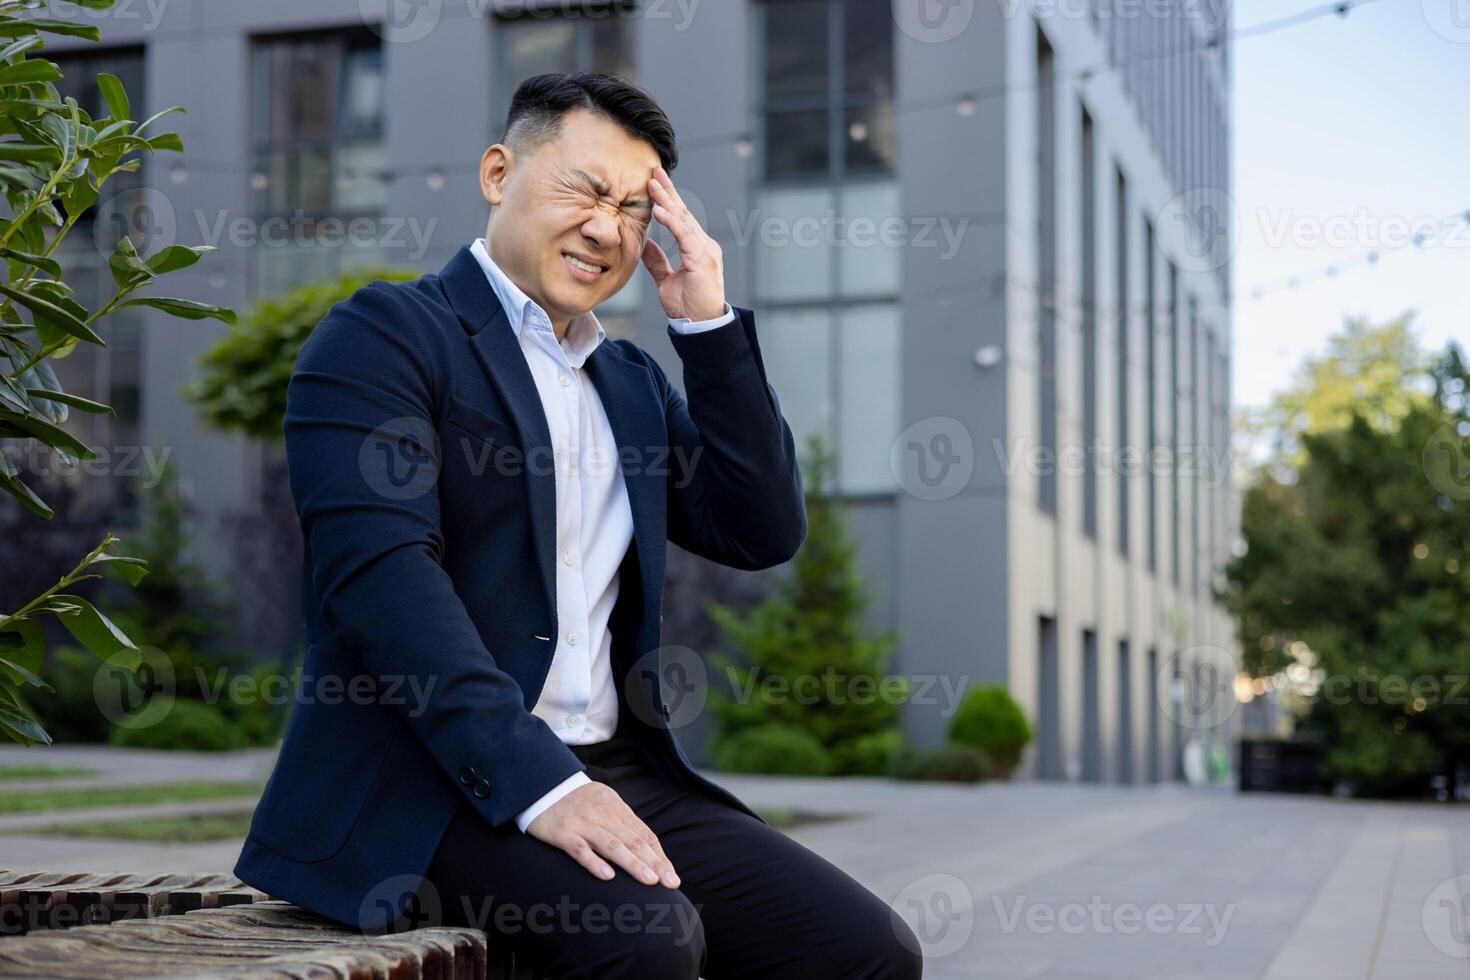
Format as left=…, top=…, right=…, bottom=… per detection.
left=235, top=72, right=922, bottom=979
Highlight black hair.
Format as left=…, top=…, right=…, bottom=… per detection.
left=502, top=71, right=678, bottom=172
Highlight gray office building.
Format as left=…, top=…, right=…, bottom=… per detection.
left=41, top=0, right=1238, bottom=782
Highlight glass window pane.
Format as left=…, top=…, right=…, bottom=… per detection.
left=758, top=307, right=833, bottom=456
left=764, top=108, right=829, bottom=179
left=283, top=40, right=338, bottom=141
left=837, top=304, right=900, bottom=492
left=334, top=143, right=388, bottom=212
left=754, top=185, right=836, bottom=302
left=764, top=0, right=828, bottom=101
left=503, top=18, right=579, bottom=83
left=837, top=180, right=901, bottom=297
left=591, top=14, right=634, bottom=78
left=843, top=0, right=893, bottom=98
left=340, top=45, right=384, bottom=138
left=289, top=146, right=333, bottom=214
left=843, top=101, right=895, bottom=175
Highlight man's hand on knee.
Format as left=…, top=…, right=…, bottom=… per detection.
left=526, top=782, right=682, bottom=890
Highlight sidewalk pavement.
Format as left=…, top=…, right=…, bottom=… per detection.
left=2, top=745, right=1467, bottom=979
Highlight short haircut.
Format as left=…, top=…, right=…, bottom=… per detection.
left=502, top=71, right=678, bottom=172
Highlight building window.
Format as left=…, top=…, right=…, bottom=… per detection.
left=1144, top=219, right=1157, bottom=573
left=1169, top=260, right=1181, bottom=588
left=1080, top=107, right=1097, bottom=538
left=1037, top=26, right=1057, bottom=514
left=761, top=0, right=894, bottom=181
left=1115, top=166, right=1130, bottom=556
left=755, top=0, right=898, bottom=494
left=249, top=28, right=386, bottom=297
left=47, top=47, right=148, bottom=519
left=493, top=3, right=640, bottom=339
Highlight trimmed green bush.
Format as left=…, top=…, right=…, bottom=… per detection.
left=891, top=744, right=989, bottom=783
left=108, top=699, right=246, bottom=752
left=712, top=724, right=830, bottom=776
left=949, top=686, right=1032, bottom=778
left=828, top=729, right=903, bottom=776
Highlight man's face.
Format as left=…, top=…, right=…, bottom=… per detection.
left=481, top=108, right=659, bottom=325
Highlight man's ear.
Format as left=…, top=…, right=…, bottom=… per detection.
left=480, top=144, right=514, bottom=206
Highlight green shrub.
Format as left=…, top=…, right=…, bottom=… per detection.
left=828, top=729, right=903, bottom=776
left=891, top=744, right=989, bottom=783
left=712, top=724, right=830, bottom=776
left=29, top=648, right=116, bottom=744
left=216, top=662, right=289, bottom=746
left=108, top=699, right=246, bottom=752
left=949, top=686, right=1032, bottom=778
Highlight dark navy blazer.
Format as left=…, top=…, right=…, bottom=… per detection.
left=233, top=245, right=806, bottom=930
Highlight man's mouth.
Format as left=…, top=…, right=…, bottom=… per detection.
left=563, top=251, right=609, bottom=282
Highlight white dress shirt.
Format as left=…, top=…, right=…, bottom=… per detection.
left=467, top=239, right=735, bottom=831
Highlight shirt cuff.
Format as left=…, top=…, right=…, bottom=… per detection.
left=514, top=770, right=591, bottom=833
left=668, top=302, right=735, bottom=334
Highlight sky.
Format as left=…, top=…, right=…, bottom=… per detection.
left=1231, top=0, right=1470, bottom=409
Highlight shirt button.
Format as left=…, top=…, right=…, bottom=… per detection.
left=567, top=714, right=581, bottom=727
left=559, top=373, right=571, bottom=386
left=567, top=633, right=579, bottom=646
left=562, top=552, right=575, bottom=566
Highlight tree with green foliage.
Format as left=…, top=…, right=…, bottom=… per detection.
left=186, top=267, right=417, bottom=441
left=0, top=0, right=233, bottom=746
left=707, top=434, right=905, bottom=775
left=1223, top=316, right=1470, bottom=797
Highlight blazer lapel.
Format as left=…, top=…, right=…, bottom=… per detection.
left=584, top=344, right=667, bottom=605
left=438, top=247, right=558, bottom=623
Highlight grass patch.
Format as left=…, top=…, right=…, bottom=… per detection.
left=0, top=781, right=262, bottom=815
left=755, top=808, right=852, bottom=831
left=15, top=810, right=256, bottom=843
left=0, top=765, right=99, bottom=781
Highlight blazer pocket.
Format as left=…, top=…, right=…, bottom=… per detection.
left=445, top=395, right=518, bottom=447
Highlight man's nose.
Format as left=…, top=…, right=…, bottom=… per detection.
left=582, top=208, right=621, bottom=248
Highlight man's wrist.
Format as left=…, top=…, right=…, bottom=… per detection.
left=668, top=302, right=734, bottom=335
left=514, top=770, right=592, bottom=832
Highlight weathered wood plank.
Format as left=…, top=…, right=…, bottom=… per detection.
left=0, top=870, right=269, bottom=933
left=0, top=900, right=489, bottom=979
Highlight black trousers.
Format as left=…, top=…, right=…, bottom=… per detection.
left=418, top=735, right=923, bottom=979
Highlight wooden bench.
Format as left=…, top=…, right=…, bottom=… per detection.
left=0, top=870, right=523, bottom=979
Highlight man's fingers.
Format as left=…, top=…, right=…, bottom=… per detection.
left=591, top=830, right=660, bottom=886
left=568, top=835, right=616, bottom=881
left=623, top=817, right=680, bottom=887
left=641, top=236, right=673, bottom=282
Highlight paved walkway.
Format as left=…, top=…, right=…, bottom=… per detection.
left=2, top=745, right=1467, bottom=979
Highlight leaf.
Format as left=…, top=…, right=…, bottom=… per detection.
left=0, top=143, right=58, bottom=163
left=0, top=246, right=60, bottom=278
left=96, top=71, right=129, bottom=121
left=0, top=283, right=105, bottom=345
left=89, top=552, right=149, bottom=586
left=133, top=105, right=184, bottom=138
left=0, top=59, right=61, bottom=87
left=26, top=388, right=113, bottom=415
left=108, top=235, right=152, bottom=288
left=0, top=471, right=51, bottom=518
left=0, top=35, right=43, bottom=64
left=146, top=244, right=214, bottom=276
left=119, top=296, right=236, bottom=326
left=0, top=656, right=48, bottom=690
left=0, top=407, right=94, bottom=462
left=34, top=20, right=103, bottom=40
left=0, top=705, right=52, bottom=746
left=52, top=593, right=137, bottom=661
left=20, top=358, right=64, bottom=423
left=144, top=132, right=183, bottom=153
left=0, top=619, right=44, bottom=670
